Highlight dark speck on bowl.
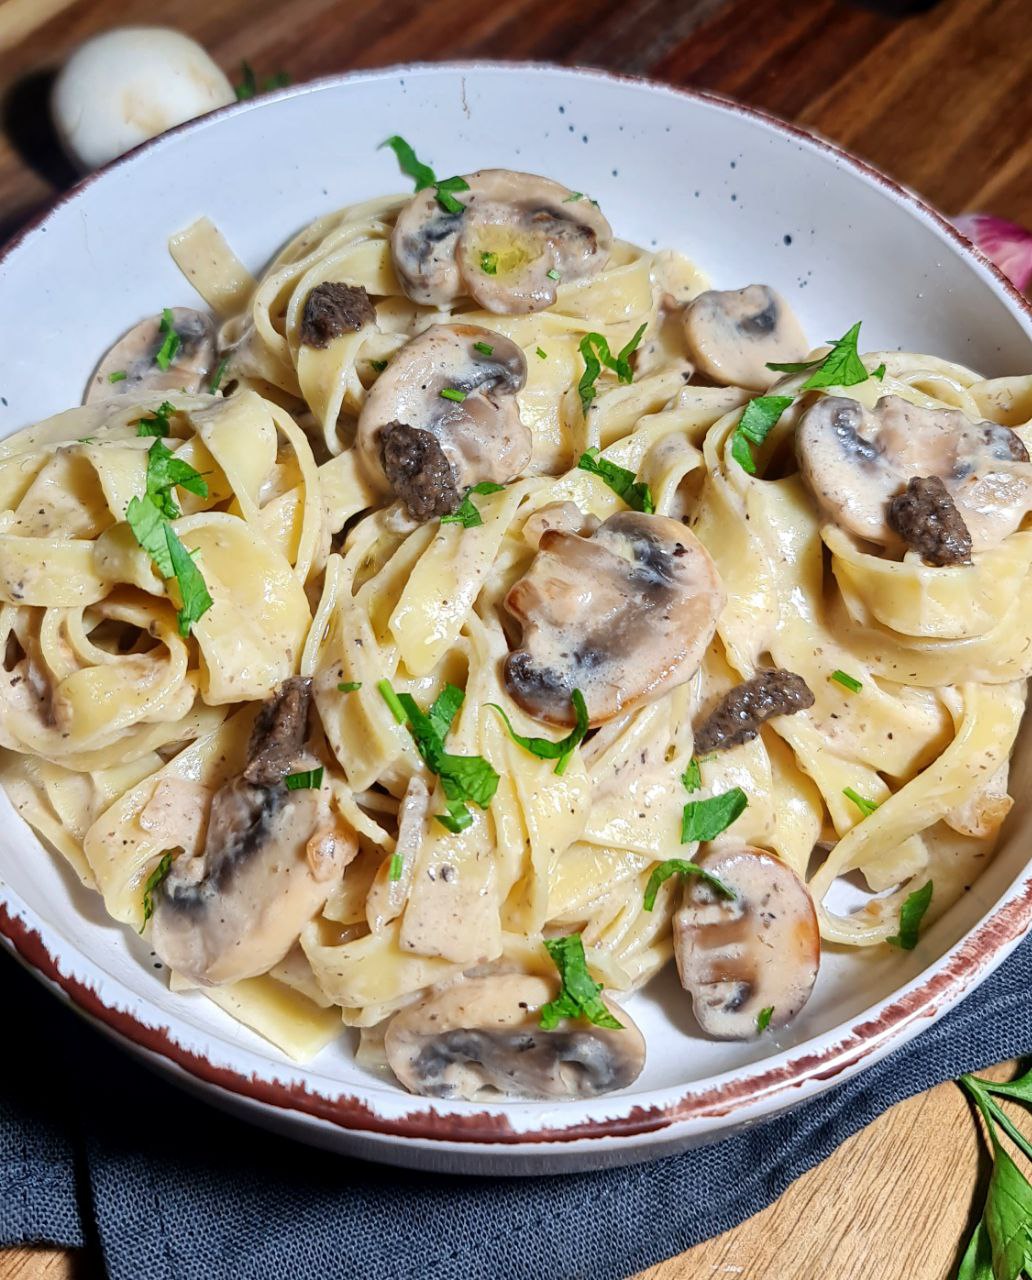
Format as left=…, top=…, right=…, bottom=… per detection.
left=582, top=134, right=588, bottom=143
left=784, top=234, right=793, bottom=245
left=558, top=104, right=565, bottom=114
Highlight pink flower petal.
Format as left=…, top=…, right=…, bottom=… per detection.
left=954, top=213, right=1032, bottom=293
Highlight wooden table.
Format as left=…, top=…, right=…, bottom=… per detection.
left=1, top=0, right=1030, bottom=1276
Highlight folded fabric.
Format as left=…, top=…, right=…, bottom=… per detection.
left=2, top=939, right=1029, bottom=1280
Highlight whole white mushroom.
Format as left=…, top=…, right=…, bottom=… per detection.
left=51, top=27, right=235, bottom=171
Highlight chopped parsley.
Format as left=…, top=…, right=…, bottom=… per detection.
left=766, top=321, right=869, bottom=390
left=440, top=387, right=467, bottom=402
left=285, top=767, right=324, bottom=790
left=370, top=359, right=389, bottom=373
left=433, top=174, right=470, bottom=215
left=682, top=758, right=702, bottom=792
left=757, top=1006, right=774, bottom=1033
left=871, top=362, right=887, bottom=380
left=540, top=934, right=623, bottom=1031
left=108, top=370, right=127, bottom=383
left=576, top=447, right=654, bottom=513
left=643, top=858, right=735, bottom=911
left=473, top=341, right=494, bottom=356
left=377, top=681, right=499, bottom=833
left=337, top=680, right=362, bottom=693
left=546, top=268, right=561, bottom=282
left=135, top=400, right=176, bottom=438
left=730, top=394, right=793, bottom=475
left=139, top=850, right=174, bottom=932
left=389, top=853, right=404, bottom=881
left=564, top=192, right=584, bottom=202
left=831, top=669, right=862, bottom=693
left=480, top=251, right=498, bottom=275
left=578, top=324, right=647, bottom=413
left=440, top=481, right=505, bottom=529
left=887, top=881, right=933, bottom=950
left=843, top=786, right=879, bottom=818
left=164, top=524, right=213, bottom=638
left=380, top=135, right=436, bottom=190
left=536, top=347, right=548, bottom=360
left=208, top=357, right=230, bottom=393
left=681, top=787, right=748, bottom=843
left=154, top=308, right=181, bottom=371
left=488, top=689, right=589, bottom=776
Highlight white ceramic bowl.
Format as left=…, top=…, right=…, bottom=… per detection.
left=1, top=62, right=1030, bottom=1176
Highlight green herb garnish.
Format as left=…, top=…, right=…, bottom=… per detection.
left=546, top=268, right=561, bottom=282
left=433, top=174, right=470, bottom=215
left=139, top=850, right=174, bottom=932
left=540, top=934, right=623, bottom=1031
left=135, top=400, right=176, bottom=438
left=577, top=324, right=647, bottom=413
left=871, top=363, right=887, bottom=380
left=767, top=321, right=869, bottom=390
left=380, top=135, right=436, bottom=189
left=337, top=681, right=362, bottom=693
left=389, top=853, right=404, bottom=881
left=576, top=447, right=654, bottom=514
left=757, top=1006, right=774, bottom=1033
left=564, top=192, right=584, bottom=202
left=377, top=681, right=499, bottom=833
left=682, top=758, right=702, bottom=793
left=843, top=786, right=879, bottom=818
left=643, top=859, right=735, bottom=911
left=209, top=358, right=230, bottom=394
left=488, top=689, right=589, bottom=776
left=536, top=347, right=547, bottom=360
left=164, top=525, right=213, bottom=637
left=681, top=787, right=748, bottom=843
left=285, top=767, right=324, bottom=791
left=480, top=252, right=498, bottom=275
left=154, top=309, right=181, bottom=372
left=831, top=669, right=862, bottom=693
left=730, top=394, right=793, bottom=475
left=370, top=359, right=388, bottom=373
left=108, top=370, right=127, bottom=383
left=886, top=881, right=933, bottom=950
left=440, top=481, right=505, bottom=530
left=473, top=341, right=494, bottom=356
left=440, top=387, right=467, bottom=403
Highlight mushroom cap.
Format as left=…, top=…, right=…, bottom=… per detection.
left=150, top=679, right=355, bottom=985
left=391, top=170, right=613, bottom=314
left=51, top=27, right=235, bottom=172
left=683, top=285, right=808, bottom=391
left=796, top=393, right=1032, bottom=554
left=383, top=973, right=645, bottom=1100
left=356, top=323, right=531, bottom=517
left=504, top=511, right=725, bottom=726
left=84, top=307, right=217, bottom=404
left=673, top=845, right=819, bottom=1039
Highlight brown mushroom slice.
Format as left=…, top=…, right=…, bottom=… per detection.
left=796, top=393, right=1032, bottom=555
left=355, top=323, right=531, bottom=520
left=682, top=285, right=808, bottom=391
left=151, top=678, right=356, bottom=985
left=384, top=973, right=644, bottom=1100
left=391, top=170, right=613, bottom=314
left=85, top=306, right=216, bottom=403
left=504, top=511, right=724, bottom=727
left=674, top=845, right=819, bottom=1039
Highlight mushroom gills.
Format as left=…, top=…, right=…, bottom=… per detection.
left=383, top=973, right=645, bottom=1100
left=85, top=307, right=216, bottom=404
left=391, top=170, right=613, bottom=314
left=682, top=285, right=808, bottom=391
left=674, top=845, right=819, bottom=1039
left=796, top=394, right=1032, bottom=555
left=356, top=323, right=531, bottom=520
left=504, top=510, right=725, bottom=726
left=150, top=677, right=356, bottom=986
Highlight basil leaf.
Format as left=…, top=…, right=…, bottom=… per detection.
left=886, top=880, right=933, bottom=950
left=164, top=525, right=213, bottom=637
left=957, top=1217, right=995, bottom=1280
left=681, top=787, right=748, bottom=843
left=643, top=858, right=735, bottom=911
left=380, top=135, right=436, bottom=190
left=139, top=850, right=174, bottom=932
left=983, top=1130, right=1032, bottom=1280
left=540, top=934, right=623, bottom=1031
left=285, top=767, right=324, bottom=790
left=154, top=308, right=181, bottom=371
left=576, top=447, right=655, bottom=513
left=488, top=689, right=589, bottom=776
left=730, top=394, right=793, bottom=475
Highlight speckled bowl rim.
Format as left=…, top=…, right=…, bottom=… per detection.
left=1, top=60, right=1030, bottom=1156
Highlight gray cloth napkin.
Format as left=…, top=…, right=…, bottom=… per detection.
left=2, top=939, right=1027, bottom=1280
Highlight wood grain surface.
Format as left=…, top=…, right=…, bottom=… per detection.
left=1, top=0, right=1030, bottom=1276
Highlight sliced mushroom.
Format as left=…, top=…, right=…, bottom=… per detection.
left=682, top=285, right=808, bottom=391
left=392, top=170, right=613, bottom=314
left=674, top=845, right=819, bottom=1039
left=384, top=973, right=644, bottom=1100
left=356, top=323, right=531, bottom=520
left=150, top=678, right=356, bottom=985
left=85, top=307, right=216, bottom=404
left=504, top=511, right=724, bottom=726
left=796, top=394, right=1032, bottom=555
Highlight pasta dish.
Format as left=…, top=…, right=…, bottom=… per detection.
left=2, top=142, right=1030, bottom=1100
